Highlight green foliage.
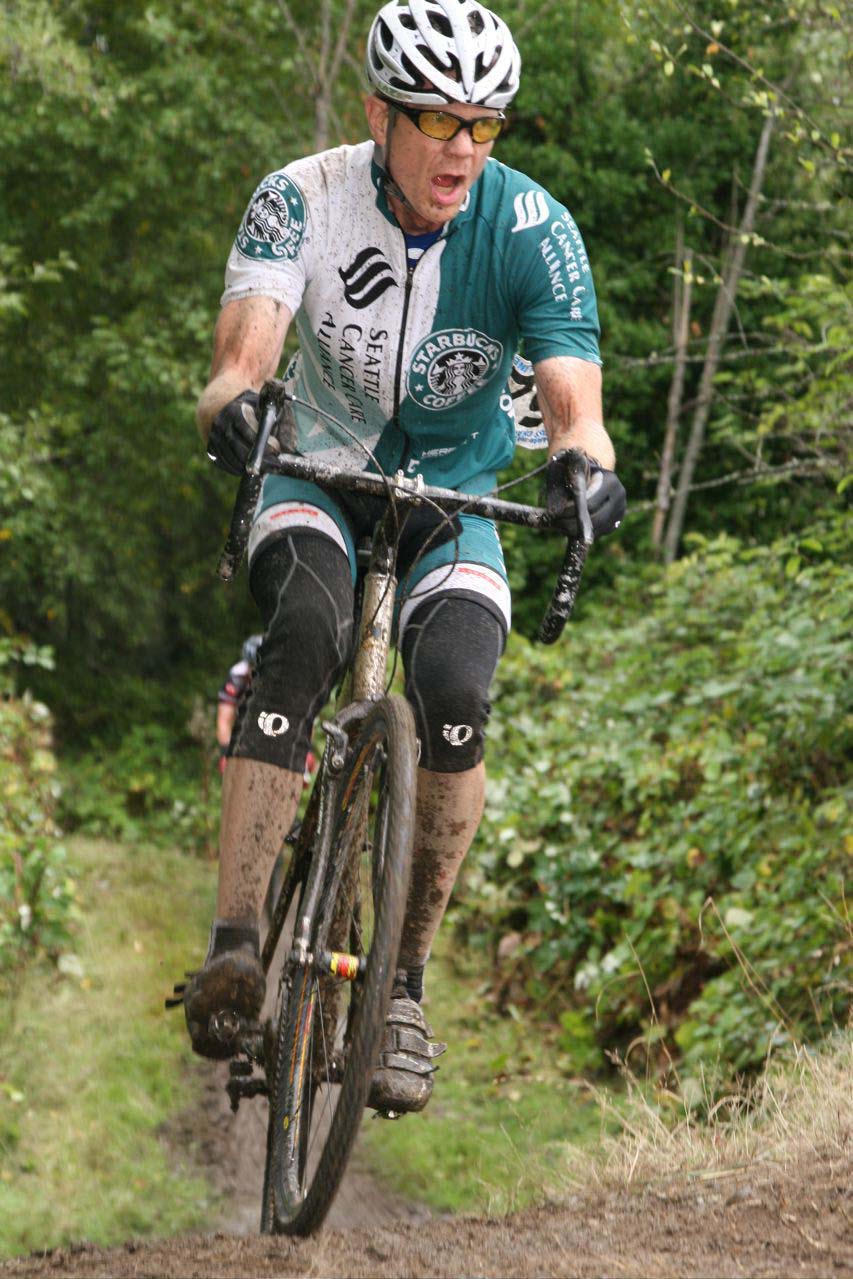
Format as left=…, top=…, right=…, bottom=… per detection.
left=0, top=837, right=218, bottom=1254
left=0, top=686, right=78, bottom=976
left=57, top=724, right=218, bottom=853
left=1, top=0, right=849, bottom=741
left=458, top=518, right=851, bottom=1082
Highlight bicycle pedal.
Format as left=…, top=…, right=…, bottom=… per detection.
left=164, top=980, right=186, bottom=1009
left=226, top=1073, right=269, bottom=1114
left=209, top=1009, right=242, bottom=1041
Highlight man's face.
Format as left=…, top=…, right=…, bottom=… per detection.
left=365, top=95, right=500, bottom=234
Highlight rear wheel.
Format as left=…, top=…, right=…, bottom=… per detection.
left=262, top=695, right=417, bottom=1236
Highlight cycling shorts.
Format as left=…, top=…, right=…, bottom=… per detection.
left=248, top=474, right=512, bottom=638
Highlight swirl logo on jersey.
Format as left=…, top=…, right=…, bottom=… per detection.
left=408, top=328, right=503, bottom=411
left=236, top=174, right=307, bottom=262
left=339, top=247, right=398, bottom=309
left=511, top=189, right=549, bottom=233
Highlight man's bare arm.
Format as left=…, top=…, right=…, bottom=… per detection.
left=196, top=296, right=293, bottom=443
left=216, top=701, right=237, bottom=750
left=533, top=356, right=615, bottom=470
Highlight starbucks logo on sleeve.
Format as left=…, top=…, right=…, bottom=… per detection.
left=236, top=173, right=307, bottom=262
left=408, top=328, right=504, bottom=411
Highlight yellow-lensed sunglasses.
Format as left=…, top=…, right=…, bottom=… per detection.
left=385, top=99, right=505, bottom=143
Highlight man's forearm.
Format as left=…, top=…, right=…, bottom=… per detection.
left=196, top=368, right=258, bottom=443
left=546, top=418, right=615, bottom=470
left=534, top=356, right=616, bottom=470
left=216, top=703, right=237, bottom=749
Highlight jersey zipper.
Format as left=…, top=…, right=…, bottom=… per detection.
left=392, top=264, right=416, bottom=470
left=392, top=232, right=446, bottom=475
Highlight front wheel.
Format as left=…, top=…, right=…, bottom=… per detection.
left=263, top=695, right=418, bottom=1236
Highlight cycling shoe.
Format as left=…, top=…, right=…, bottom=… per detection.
left=183, top=922, right=265, bottom=1060
left=367, top=975, right=446, bottom=1115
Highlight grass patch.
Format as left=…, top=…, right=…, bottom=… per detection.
left=0, top=837, right=218, bottom=1258
left=579, top=1033, right=853, bottom=1192
left=361, top=947, right=616, bottom=1215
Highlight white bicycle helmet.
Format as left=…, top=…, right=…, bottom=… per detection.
left=366, top=0, right=520, bottom=109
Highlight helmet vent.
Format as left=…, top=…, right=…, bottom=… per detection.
left=430, top=13, right=453, bottom=36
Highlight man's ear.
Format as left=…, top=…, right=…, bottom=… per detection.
left=364, top=93, right=389, bottom=147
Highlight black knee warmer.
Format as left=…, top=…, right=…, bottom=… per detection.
left=229, top=533, right=354, bottom=770
left=401, top=596, right=505, bottom=772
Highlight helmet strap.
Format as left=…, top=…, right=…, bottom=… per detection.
left=377, top=107, right=420, bottom=217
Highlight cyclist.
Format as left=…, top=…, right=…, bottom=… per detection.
left=218, top=634, right=317, bottom=783
left=216, top=634, right=263, bottom=775
left=185, top=0, right=626, bottom=1114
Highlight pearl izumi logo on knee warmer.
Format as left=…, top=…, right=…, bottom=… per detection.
left=442, top=724, right=473, bottom=747
left=258, top=711, right=290, bottom=737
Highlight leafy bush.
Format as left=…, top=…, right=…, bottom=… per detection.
left=457, top=517, right=851, bottom=1084
left=57, top=722, right=218, bottom=854
left=0, top=678, right=77, bottom=976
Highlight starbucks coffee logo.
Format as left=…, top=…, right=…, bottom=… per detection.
left=236, top=173, right=307, bottom=262
left=408, top=328, right=503, bottom=411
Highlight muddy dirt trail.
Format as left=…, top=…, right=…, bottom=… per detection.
left=4, top=1059, right=851, bottom=1279
left=6, top=925, right=850, bottom=1277
left=3, top=1145, right=850, bottom=1278
left=170, top=1058, right=432, bottom=1237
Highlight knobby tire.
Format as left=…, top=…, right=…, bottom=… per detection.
left=262, top=694, right=417, bottom=1236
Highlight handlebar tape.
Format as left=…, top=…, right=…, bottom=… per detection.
left=216, top=380, right=296, bottom=582
left=536, top=449, right=594, bottom=644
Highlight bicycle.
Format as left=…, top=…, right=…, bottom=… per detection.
left=170, top=377, right=593, bottom=1237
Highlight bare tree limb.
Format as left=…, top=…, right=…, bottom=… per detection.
left=663, top=108, right=778, bottom=562
left=630, top=458, right=836, bottom=514
left=272, top=0, right=318, bottom=78
left=652, top=220, right=692, bottom=549
left=671, top=0, right=836, bottom=155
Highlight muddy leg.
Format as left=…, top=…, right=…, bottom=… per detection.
left=216, top=758, right=303, bottom=922
left=397, top=762, right=486, bottom=974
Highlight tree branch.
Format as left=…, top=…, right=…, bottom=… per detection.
left=663, top=108, right=778, bottom=562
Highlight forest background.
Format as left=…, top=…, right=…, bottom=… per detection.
left=1, top=0, right=850, bottom=1094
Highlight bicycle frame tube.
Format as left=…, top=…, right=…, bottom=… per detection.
left=351, top=529, right=397, bottom=704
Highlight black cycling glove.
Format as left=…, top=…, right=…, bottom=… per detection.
left=545, top=450, right=627, bottom=539
left=206, top=390, right=281, bottom=476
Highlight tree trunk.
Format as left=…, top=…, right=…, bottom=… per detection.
left=663, top=110, right=777, bottom=563
left=652, top=218, right=692, bottom=551
left=274, top=0, right=358, bottom=151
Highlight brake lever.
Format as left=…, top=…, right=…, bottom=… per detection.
left=536, top=449, right=594, bottom=644
left=216, top=380, right=296, bottom=581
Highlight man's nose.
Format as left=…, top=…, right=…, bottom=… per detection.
left=445, top=125, right=476, bottom=157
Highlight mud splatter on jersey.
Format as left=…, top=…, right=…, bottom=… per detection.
left=223, top=142, right=600, bottom=492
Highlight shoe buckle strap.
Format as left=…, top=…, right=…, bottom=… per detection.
left=387, top=1026, right=447, bottom=1059
left=378, top=1050, right=439, bottom=1077
left=386, top=1002, right=434, bottom=1037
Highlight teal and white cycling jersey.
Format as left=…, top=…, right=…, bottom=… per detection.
left=222, top=141, right=600, bottom=494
